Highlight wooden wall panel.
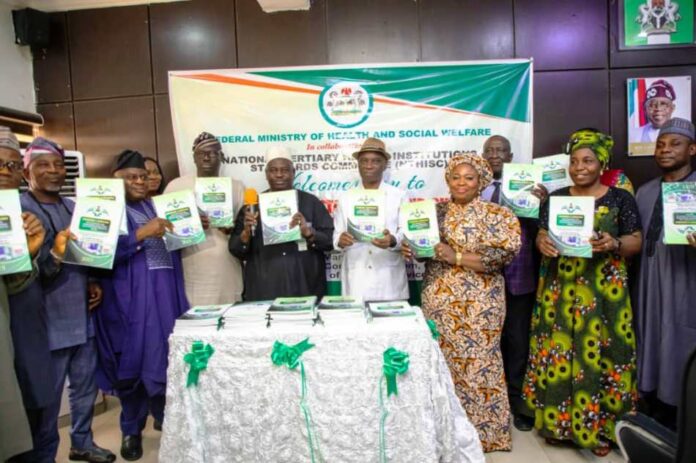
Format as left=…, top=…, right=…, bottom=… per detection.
left=236, top=0, right=327, bottom=67
left=150, top=0, right=237, bottom=94
left=33, top=13, right=72, bottom=104
left=533, top=70, right=609, bottom=157
left=327, top=0, right=419, bottom=64
left=74, top=96, right=156, bottom=177
left=155, top=94, right=179, bottom=181
left=515, top=0, right=608, bottom=71
left=68, top=6, right=152, bottom=100
left=37, top=103, right=76, bottom=150
left=419, top=0, right=514, bottom=61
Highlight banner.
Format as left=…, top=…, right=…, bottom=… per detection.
left=169, top=61, right=534, bottom=299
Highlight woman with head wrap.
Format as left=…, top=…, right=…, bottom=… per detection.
left=564, top=128, right=636, bottom=195
left=522, top=129, right=642, bottom=456
left=402, top=154, right=521, bottom=452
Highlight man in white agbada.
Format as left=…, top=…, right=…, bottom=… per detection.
left=333, top=138, right=409, bottom=301
left=165, top=132, right=245, bottom=305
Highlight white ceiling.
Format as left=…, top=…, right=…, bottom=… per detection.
left=0, top=0, right=188, bottom=12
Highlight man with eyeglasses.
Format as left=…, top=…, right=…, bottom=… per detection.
left=94, top=149, right=189, bottom=461
left=638, top=79, right=677, bottom=143
left=165, top=132, right=245, bottom=306
left=229, top=146, right=334, bottom=301
left=19, top=136, right=114, bottom=462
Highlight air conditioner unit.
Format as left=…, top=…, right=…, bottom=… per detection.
left=19, top=150, right=86, bottom=197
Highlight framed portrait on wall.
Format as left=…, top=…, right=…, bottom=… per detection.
left=627, top=75, right=692, bottom=156
left=620, top=0, right=695, bottom=49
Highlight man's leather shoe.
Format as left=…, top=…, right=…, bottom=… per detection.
left=513, top=413, right=535, bottom=431
left=69, top=444, right=116, bottom=462
left=120, top=435, right=143, bottom=461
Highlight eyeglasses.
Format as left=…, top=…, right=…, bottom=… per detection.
left=122, top=173, right=148, bottom=182
left=647, top=100, right=672, bottom=110
left=0, top=160, right=23, bottom=172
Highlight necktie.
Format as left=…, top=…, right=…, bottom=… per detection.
left=490, top=181, right=501, bottom=204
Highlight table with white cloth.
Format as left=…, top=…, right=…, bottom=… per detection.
left=159, top=305, right=485, bottom=463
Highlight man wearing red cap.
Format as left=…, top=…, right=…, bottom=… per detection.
left=638, top=79, right=677, bottom=143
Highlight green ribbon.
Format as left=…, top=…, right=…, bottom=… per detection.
left=379, top=347, right=410, bottom=463
left=271, top=338, right=320, bottom=462
left=183, top=341, right=214, bottom=388
left=427, top=319, right=440, bottom=340
left=271, top=338, right=315, bottom=369
left=383, top=347, right=409, bottom=397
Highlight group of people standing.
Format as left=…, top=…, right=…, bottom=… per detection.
left=408, top=119, right=696, bottom=456
left=0, top=115, right=694, bottom=462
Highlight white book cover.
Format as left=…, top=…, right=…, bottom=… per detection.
left=75, top=178, right=128, bottom=235
left=152, top=190, right=206, bottom=251
left=533, top=154, right=572, bottom=193
left=63, top=197, right=123, bottom=269
left=343, top=189, right=386, bottom=242
left=662, top=182, right=696, bottom=245
left=195, top=177, right=234, bottom=228
left=400, top=199, right=439, bottom=258
left=0, top=189, right=32, bottom=276
left=548, top=196, right=594, bottom=258
left=259, top=190, right=301, bottom=245
left=501, top=163, right=543, bottom=218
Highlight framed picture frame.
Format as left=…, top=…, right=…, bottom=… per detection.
left=619, top=0, right=696, bottom=50
left=626, top=75, right=692, bottom=157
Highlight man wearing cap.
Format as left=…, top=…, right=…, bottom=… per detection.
left=333, top=138, right=408, bottom=301
left=229, top=146, right=334, bottom=300
left=634, top=117, right=696, bottom=429
left=165, top=132, right=245, bottom=306
left=21, top=137, right=114, bottom=463
left=94, top=150, right=189, bottom=461
left=637, top=79, right=677, bottom=143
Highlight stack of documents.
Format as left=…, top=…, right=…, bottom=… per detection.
left=267, top=296, right=317, bottom=323
left=318, top=295, right=366, bottom=323
left=175, top=304, right=233, bottom=327
left=368, top=300, right=416, bottom=318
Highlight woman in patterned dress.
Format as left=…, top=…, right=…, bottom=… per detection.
left=522, top=129, right=642, bottom=456
left=403, top=154, right=521, bottom=452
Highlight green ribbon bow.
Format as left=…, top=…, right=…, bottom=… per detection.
left=427, top=319, right=440, bottom=340
left=183, top=341, right=214, bottom=388
left=383, top=347, right=410, bottom=397
left=271, top=338, right=315, bottom=369
left=271, top=338, right=320, bottom=462
left=379, top=347, right=410, bottom=463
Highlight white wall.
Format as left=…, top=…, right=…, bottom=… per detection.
left=0, top=2, right=35, bottom=113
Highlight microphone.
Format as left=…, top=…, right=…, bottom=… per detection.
left=243, top=188, right=259, bottom=235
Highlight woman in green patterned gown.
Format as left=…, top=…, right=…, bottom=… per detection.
left=522, top=129, right=643, bottom=456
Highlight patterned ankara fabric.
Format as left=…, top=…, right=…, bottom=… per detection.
left=421, top=198, right=521, bottom=452
left=522, top=187, right=641, bottom=449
